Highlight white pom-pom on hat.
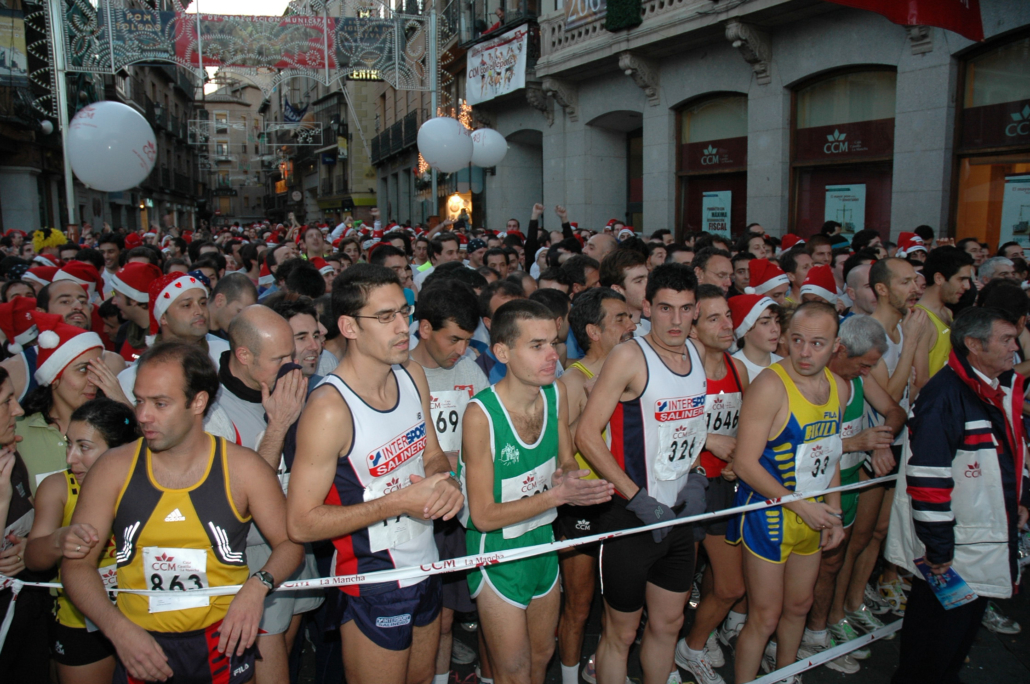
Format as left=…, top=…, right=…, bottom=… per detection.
left=38, top=330, right=60, bottom=349
left=745, top=287, right=755, bottom=295
left=8, top=343, right=22, bottom=354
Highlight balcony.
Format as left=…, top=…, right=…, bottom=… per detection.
left=175, top=172, right=191, bottom=194
left=536, top=0, right=750, bottom=74
left=321, top=177, right=334, bottom=196
left=161, top=168, right=171, bottom=186
left=170, top=115, right=180, bottom=139
left=388, top=121, right=403, bottom=156
left=456, top=0, right=539, bottom=49
left=371, top=135, right=381, bottom=164
left=403, top=110, right=418, bottom=148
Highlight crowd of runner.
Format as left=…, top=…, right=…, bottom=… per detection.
left=0, top=211, right=1026, bottom=684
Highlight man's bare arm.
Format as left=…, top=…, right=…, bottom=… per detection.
left=406, top=360, right=464, bottom=521
left=575, top=343, right=645, bottom=498
left=863, top=374, right=906, bottom=436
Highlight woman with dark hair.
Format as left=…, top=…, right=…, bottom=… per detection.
left=25, top=398, right=139, bottom=684
left=0, top=365, right=52, bottom=682
left=15, top=314, right=119, bottom=493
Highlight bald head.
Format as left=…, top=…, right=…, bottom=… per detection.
left=229, top=304, right=293, bottom=355
left=584, top=233, right=617, bottom=261
left=227, top=304, right=299, bottom=389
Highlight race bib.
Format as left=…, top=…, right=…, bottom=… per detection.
left=141, top=547, right=209, bottom=613
left=840, top=418, right=866, bottom=470
left=499, top=460, right=557, bottom=539
left=655, top=419, right=706, bottom=481
left=794, top=435, right=843, bottom=494
left=431, top=390, right=471, bottom=454
left=704, top=393, right=741, bottom=437
left=364, top=456, right=432, bottom=552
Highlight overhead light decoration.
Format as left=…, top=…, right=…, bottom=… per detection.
left=458, top=101, right=472, bottom=130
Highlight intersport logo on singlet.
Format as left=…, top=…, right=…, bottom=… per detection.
left=367, top=421, right=427, bottom=477
left=654, top=395, right=705, bottom=422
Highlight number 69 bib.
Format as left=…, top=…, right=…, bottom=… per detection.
left=142, top=547, right=209, bottom=614
left=655, top=418, right=706, bottom=481
left=431, top=390, right=470, bottom=454
left=793, top=435, right=843, bottom=494
left=363, top=456, right=433, bottom=552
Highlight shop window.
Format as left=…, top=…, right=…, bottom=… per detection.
left=676, top=94, right=748, bottom=240
left=954, top=35, right=1030, bottom=246
left=791, top=70, right=896, bottom=237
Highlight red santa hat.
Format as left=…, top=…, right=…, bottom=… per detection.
left=362, top=238, right=380, bottom=252
left=0, top=297, right=38, bottom=353
left=148, top=273, right=207, bottom=337
left=310, top=257, right=335, bottom=277
left=53, top=261, right=104, bottom=300
left=896, top=232, right=926, bottom=258
left=748, top=259, right=790, bottom=295
left=729, top=294, right=778, bottom=340
left=4, top=229, right=27, bottom=239
left=618, top=227, right=635, bottom=240
left=780, top=234, right=805, bottom=251
left=799, top=265, right=838, bottom=305
left=506, top=230, right=525, bottom=242
left=258, top=261, right=275, bottom=287
left=33, top=255, right=60, bottom=268
left=111, top=262, right=163, bottom=303
left=24, top=266, right=58, bottom=288
left=124, top=233, right=143, bottom=250
left=32, top=311, right=104, bottom=386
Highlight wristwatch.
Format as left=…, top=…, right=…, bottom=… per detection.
left=252, top=570, right=275, bottom=592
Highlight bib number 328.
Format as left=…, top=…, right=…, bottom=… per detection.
left=655, top=421, right=705, bottom=481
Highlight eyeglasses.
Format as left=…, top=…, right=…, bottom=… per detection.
left=352, top=304, right=413, bottom=324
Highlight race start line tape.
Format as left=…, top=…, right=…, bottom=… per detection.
left=0, top=474, right=899, bottom=653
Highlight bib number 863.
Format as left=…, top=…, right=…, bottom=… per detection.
left=150, top=574, right=204, bottom=591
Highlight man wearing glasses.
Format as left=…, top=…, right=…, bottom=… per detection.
left=287, top=264, right=465, bottom=684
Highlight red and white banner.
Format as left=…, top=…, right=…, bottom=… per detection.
left=827, top=0, right=984, bottom=42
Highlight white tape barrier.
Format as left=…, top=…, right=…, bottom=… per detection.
left=752, top=619, right=904, bottom=684
left=0, top=474, right=899, bottom=649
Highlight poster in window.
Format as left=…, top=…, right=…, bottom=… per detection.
left=1000, top=175, right=1030, bottom=247
left=466, top=27, right=529, bottom=106
left=701, top=191, right=732, bottom=239
left=0, top=10, right=28, bottom=88
left=824, top=185, right=866, bottom=235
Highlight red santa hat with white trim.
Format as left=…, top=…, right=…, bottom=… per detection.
left=33, top=255, right=60, bottom=268
left=53, top=261, right=104, bottom=300
left=258, top=261, right=275, bottom=287
left=111, top=262, right=163, bottom=303
left=799, top=264, right=838, bottom=305
left=309, top=257, right=335, bottom=277
left=148, top=273, right=208, bottom=340
left=23, top=266, right=57, bottom=289
left=32, top=311, right=104, bottom=386
left=0, top=296, right=38, bottom=354
left=895, top=232, right=926, bottom=258
left=729, top=294, right=778, bottom=340
left=748, top=259, right=790, bottom=295
left=780, top=234, right=805, bottom=251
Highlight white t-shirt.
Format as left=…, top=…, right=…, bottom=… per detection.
left=732, top=349, right=782, bottom=383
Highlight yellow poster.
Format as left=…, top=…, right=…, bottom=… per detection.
left=0, top=10, right=28, bottom=87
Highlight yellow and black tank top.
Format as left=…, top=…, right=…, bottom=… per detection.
left=915, top=304, right=951, bottom=378
left=568, top=361, right=605, bottom=480
left=113, top=435, right=251, bottom=633
left=55, top=469, right=119, bottom=628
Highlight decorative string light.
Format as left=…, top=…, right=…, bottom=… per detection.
left=417, top=153, right=429, bottom=175
left=458, top=101, right=472, bottom=130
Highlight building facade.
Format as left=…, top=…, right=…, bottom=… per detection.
left=459, top=0, right=1030, bottom=244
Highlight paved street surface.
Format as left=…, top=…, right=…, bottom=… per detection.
left=298, top=572, right=1029, bottom=683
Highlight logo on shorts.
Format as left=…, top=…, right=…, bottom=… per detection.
left=654, top=396, right=705, bottom=422
left=376, top=614, right=413, bottom=628
left=54, top=641, right=64, bottom=655
left=499, top=443, right=520, bottom=465
left=575, top=519, right=591, bottom=531
left=233, top=663, right=251, bottom=676
left=965, top=462, right=981, bottom=478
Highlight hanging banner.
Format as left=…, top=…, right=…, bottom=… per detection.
left=565, top=0, right=607, bottom=30
left=701, top=191, right=732, bottom=239
left=1000, top=175, right=1030, bottom=247
left=0, top=10, right=28, bottom=88
left=824, top=184, right=866, bottom=235
left=466, top=26, right=528, bottom=106
left=95, top=10, right=398, bottom=71
left=825, top=0, right=983, bottom=42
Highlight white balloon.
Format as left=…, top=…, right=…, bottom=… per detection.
left=470, top=128, right=508, bottom=168
left=417, top=117, right=473, bottom=173
left=67, top=101, right=157, bottom=192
